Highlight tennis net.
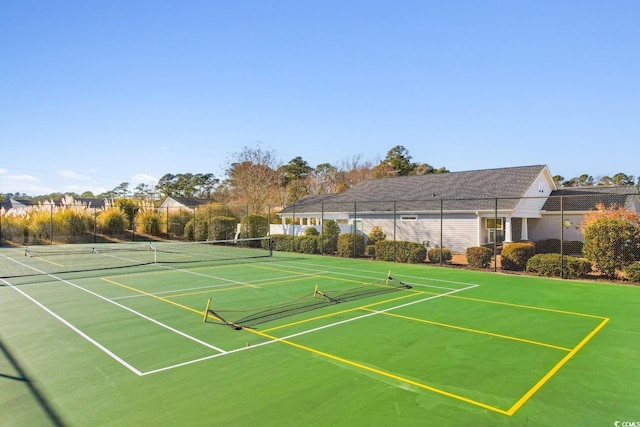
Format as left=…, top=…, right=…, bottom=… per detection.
left=206, top=273, right=412, bottom=329
left=0, top=237, right=273, bottom=280
left=151, top=237, right=272, bottom=264
left=0, top=243, right=156, bottom=279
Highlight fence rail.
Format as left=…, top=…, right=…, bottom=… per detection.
left=2, top=192, right=639, bottom=280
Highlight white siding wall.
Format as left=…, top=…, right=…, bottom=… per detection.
left=512, top=170, right=554, bottom=217
left=528, top=214, right=585, bottom=242
left=361, top=213, right=477, bottom=253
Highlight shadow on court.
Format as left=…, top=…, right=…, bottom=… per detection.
left=0, top=337, right=66, bottom=427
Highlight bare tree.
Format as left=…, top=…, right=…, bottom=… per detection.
left=225, top=144, right=281, bottom=212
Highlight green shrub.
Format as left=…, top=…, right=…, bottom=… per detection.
left=209, top=216, right=237, bottom=241
left=466, top=246, right=493, bottom=268
left=337, top=233, right=366, bottom=258
left=134, top=209, right=162, bottom=236
left=526, top=253, right=592, bottom=279
left=427, top=248, right=452, bottom=264
left=269, top=234, right=294, bottom=252
left=624, top=262, right=640, bottom=282
left=535, top=239, right=584, bottom=255
left=238, top=214, right=269, bottom=246
left=165, top=210, right=193, bottom=237
left=183, top=218, right=209, bottom=241
left=365, top=244, right=376, bottom=257
left=367, top=226, right=386, bottom=246
left=295, top=235, right=318, bottom=254
left=375, top=240, right=426, bottom=264
left=501, top=242, right=535, bottom=271
left=582, top=216, right=640, bottom=279
left=115, top=199, right=138, bottom=226
left=319, top=220, right=340, bottom=254
left=304, top=226, right=319, bottom=236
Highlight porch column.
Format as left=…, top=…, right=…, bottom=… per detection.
left=520, top=217, right=529, bottom=241
left=504, top=217, right=513, bottom=243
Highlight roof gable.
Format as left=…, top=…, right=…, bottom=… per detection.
left=345, top=165, right=549, bottom=201
left=543, top=186, right=640, bottom=212
left=281, top=165, right=551, bottom=215
left=160, top=197, right=211, bottom=208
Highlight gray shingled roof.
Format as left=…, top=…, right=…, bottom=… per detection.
left=165, top=197, right=211, bottom=207
left=542, top=186, right=639, bottom=212
left=281, top=165, right=548, bottom=214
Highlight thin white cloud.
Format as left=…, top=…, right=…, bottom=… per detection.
left=58, top=170, right=91, bottom=181
left=132, top=173, right=158, bottom=184
left=0, top=168, right=7, bottom=174
left=0, top=173, right=56, bottom=195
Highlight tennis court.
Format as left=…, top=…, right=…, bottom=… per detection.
left=1, top=240, right=639, bottom=426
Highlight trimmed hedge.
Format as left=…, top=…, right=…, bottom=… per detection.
left=375, top=240, right=426, bottom=264
left=209, top=216, right=237, bottom=241
left=238, top=214, right=268, bottom=247
left=624, top=262, right=640, bottom=282
left=466, top=246, right=493, bottom=268
left=427, top=248, right=452, bottom=264
left=501, top=242, right=536, bottom=271
left=319, top=220, right=340, bottom=254
left=535, top=238, right=583, bottom=255
left=295, top=235, right=318, bottom=254
left=269, top=234, right=294, bottom=252
left=525, top=253, right=592, bottom=279
left=337, top=233, right=366, bottom=258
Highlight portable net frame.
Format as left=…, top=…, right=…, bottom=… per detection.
left=205, top=273, right=412, bottom=330
left=0, top=237, right=273, bottom=281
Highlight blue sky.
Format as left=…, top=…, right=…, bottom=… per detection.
left=1, top=1, right=639, bottom=196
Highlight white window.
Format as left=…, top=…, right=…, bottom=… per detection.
left=485, top=218, right=504, bottom=244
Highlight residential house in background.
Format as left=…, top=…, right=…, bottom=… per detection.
left=278, top=165, right=640, bottom=253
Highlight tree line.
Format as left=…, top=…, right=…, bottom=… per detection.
left=2, top=144, right=639, bottom=206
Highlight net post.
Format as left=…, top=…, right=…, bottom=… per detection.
left=203, top=298, right=212, bottom=322
left=386, top=270, right=392, bottom=285
left=313, top=284, right=319, bottom=297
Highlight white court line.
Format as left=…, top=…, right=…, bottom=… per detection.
left=274, top=259, right=472, bottom=291
left=2, top=277, right=143, bottom=376
left=3, top=253, right=479, bottom=376
left=144, top=283, right=478, bottom=375
left=111, top=271, right=328, bottom=300
left=265, top=283, right=479, bottom=344
left=1, top=257, right=227, bottom=374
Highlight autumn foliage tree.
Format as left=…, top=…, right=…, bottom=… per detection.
left=581, top=203, right=640, bottom=279
left=225, top=145, right=281, bottom=214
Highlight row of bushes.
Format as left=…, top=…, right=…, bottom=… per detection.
left=269, top=232, right=459, bottom=265
left=1, top=207, right=132, bottom=243
left=465, top=241, right=640, bottom=282
left=466, top=242, right=592, bottom=279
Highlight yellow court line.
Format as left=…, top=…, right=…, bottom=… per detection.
left=31, top=256, right=64, bottom=267
left=245, top=326, right=511, bottom=415
left=366, top=309, right=573, bottom=352
left=249, top=263, right=375, bottom=286
left=506, top=316, right=609, bottom=415
left=101, top=278, right=203, bottom=316
left=165, top=284, right=254, bottom=299
left=262, top=291, right=422, bottom=333
left=441, top=293, right=608, bottom=320
left=101, top=273, right=607, bottom=416
left=165, top=275, right=317, bottom=299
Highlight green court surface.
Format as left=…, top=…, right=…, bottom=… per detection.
left=1, top=245, right=639, bottom=426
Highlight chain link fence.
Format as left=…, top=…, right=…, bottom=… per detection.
left=2, top=191, right=639, bottom=280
